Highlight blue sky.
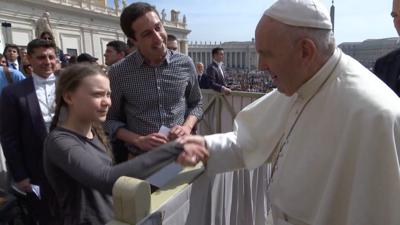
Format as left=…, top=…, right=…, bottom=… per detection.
left=108, top=0, right=397, bottom=44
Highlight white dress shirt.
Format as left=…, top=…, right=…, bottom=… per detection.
left=8, top=60, right=19, bottom=70
left=213, top=60, right=224, bottom=78
left=32, top=73, right=56, bottom=132
left=205, top=49, right=400, bottom=225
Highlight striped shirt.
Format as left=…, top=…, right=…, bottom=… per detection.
left=104, top=50, right=203, bottom=138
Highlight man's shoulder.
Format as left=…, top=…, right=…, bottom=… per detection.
left=206, top=62, right=218, bottom=72
left=206, top=61, right=217, bottom=68
left=0, top=66, right=24, bottom=77
left=108, top=53, right=137, bottom=76
left=169, top=51, right=193, bottom=65
left=10, top=68, right=25, bottom=80
left=1, top=76, right=32, bottom=96
left=375, top=48, right=400, bottom=65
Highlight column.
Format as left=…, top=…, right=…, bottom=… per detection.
left=237, top=52, right=240, bottom=68
left=242, top=52, right=246, bottom=69
left=238, top=52, right=242, bottom=68
left=197, top=52, right=201, bottom=63
left=232, top=52, right=236, bottom=68
left=180, top=40, right=188, bottom=55
left=207, top=52, right=211, bottom=66
left=230, top=52, right=233, bottom=68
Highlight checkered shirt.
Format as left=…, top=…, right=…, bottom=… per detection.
left=104, top=50, right=203, bottom=137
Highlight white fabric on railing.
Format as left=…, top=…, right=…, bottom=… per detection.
left=184, top=165, right=270, bottom=225
left=139, top=165, right=270, bottom=225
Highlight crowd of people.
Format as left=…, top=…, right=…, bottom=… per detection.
left=0, top=0, right=399, bottom=225
left=224, top=68, right=274, bottom=93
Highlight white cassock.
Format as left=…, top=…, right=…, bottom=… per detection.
left=205, top=48, right=400, bottom=225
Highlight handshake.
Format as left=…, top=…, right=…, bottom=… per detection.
left=175, top=135, right=209, bottom=167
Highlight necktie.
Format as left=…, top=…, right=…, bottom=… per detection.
left=219, top=66, right=224, bottom=78
left=11, top=63, right=17, bottom=70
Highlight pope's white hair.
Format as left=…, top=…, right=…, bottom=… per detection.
left=284, top=25, right=336, bottom=56
left=265, top=16, right=335, bottom=57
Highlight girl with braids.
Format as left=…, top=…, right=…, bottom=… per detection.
left=43, top=63, right=208, bottom=225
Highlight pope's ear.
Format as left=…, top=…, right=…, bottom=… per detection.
left=299, top=38, right=317, bottom=62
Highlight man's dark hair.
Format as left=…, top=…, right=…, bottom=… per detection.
left=3, top=43, right=20, bottom=56
left=120, top=2, right=159, bottom=40
left=127, top=38, right=134, bottom=48
left=27, top=39, right=56, bottom=55
left=107, top=40, right=129, bottom=56
left=212, top=47, right=224, bottom=56
left=167, top=34, right=177, bottom=42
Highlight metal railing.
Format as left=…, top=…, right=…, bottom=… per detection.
left=198, top=89, right=265, bottom=135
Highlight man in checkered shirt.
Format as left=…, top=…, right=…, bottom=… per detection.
left=104, top=2, right=203, bottom=157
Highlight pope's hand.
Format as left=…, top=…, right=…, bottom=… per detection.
left=176, top=135, right=209, bottom=167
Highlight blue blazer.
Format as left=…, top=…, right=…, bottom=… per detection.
left=0, top=77, right=48, bottom=185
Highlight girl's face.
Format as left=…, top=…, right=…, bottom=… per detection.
left=65, top=74, right=111, bottom=123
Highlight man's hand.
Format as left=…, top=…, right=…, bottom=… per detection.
left=15, top=178, right=32, bottom=193
left=176, top=135, right=209, bottom=167
left=169, top=125, right=192, bottom=140
left=134, top=133, right=168, bottom=151
left=222, top=86, right=232, bottom=95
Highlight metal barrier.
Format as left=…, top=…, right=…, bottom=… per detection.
left=199, top=89, right=265, bottom=135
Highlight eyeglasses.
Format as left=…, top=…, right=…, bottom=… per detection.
left=42, top=37, right=53, bottom=41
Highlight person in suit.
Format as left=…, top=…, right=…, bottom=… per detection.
left=3, top=44, right=21, bottom=71
left=373, top=0, right=400, bottom=97
left=205, top=47, right=232, bottom=94
left=196, top=62, right=209, bottom=89
left=0, top=39, right=58, bottom=225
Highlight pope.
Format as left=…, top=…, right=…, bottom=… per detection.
left=177, top=0, right=400, bottom=224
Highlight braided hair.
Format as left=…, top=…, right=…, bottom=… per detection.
left=50, top=63, right=113, bottom=159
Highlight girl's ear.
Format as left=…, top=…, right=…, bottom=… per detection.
left=62, top=92, right=73, bottom=106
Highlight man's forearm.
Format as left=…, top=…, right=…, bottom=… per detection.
left=115, top=128, right=141, bottom=146
left=183, top=115, right=199, bottom=131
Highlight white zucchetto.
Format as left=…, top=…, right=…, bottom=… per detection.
left=264, top=0, right=332, bottom=30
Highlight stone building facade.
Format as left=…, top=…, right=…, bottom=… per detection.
left=0, top=0, right=191, bottom=64
left=189, top=39, right=259, bottom=70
